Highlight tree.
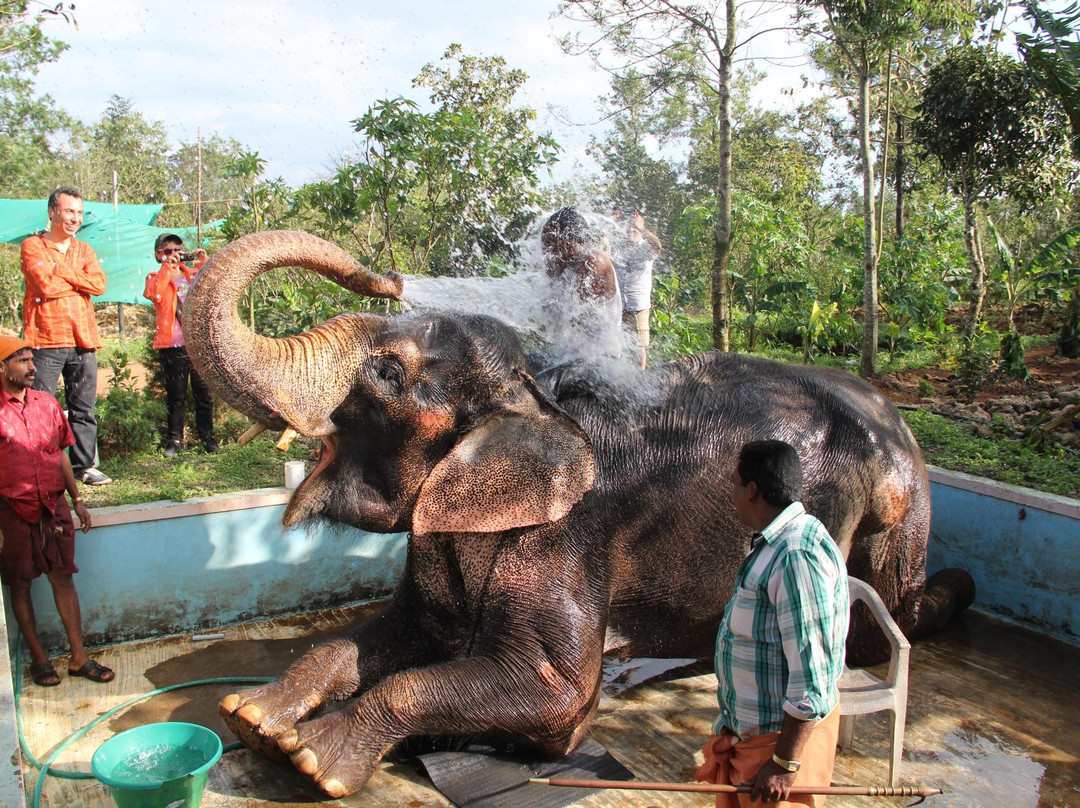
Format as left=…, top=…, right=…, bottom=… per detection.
left=1018, top=1, right=1080, bottom=159
left=161, top=133, right=251, bottom=228
left=588, top=69, right=684, bottom=245
left=911, top=45, right=1071, bottom=342
left=796, top=0, right=968, bottom=377
left=72, top=95, right=171, bottom=204
left=302, top=45, right=557, bottom=276
left=559, top=0, right=739, bottom=351
left=0, top=1, right=76, bottom=196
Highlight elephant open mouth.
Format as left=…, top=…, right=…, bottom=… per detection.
left=279, top=432, right=338, bottom=526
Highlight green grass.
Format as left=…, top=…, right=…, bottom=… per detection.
left=78, top=434, right=320, bottom=509
left=903, top=409, right=1080, bottom=499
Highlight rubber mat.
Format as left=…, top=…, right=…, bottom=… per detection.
left=417, top=737, right=634, bottom=808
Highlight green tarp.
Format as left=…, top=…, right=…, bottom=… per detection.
left=0, top=198, right=221, bottom=305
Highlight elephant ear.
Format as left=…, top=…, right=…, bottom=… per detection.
left=412, top=400, right=595, bottom=535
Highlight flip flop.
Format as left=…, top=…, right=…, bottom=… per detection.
left=30, top=661, right=60, bottom=687
left=68, top=659, right=115, bottom=683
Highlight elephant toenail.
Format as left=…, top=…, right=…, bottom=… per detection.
left=277, top=729, right=298, bottom=752
left=291, top=747, right=319, bottom=776
left=219, top=693, right=241, bottom=714
left=323, top=778, right=347, bottom=798
left=236, top=703, right=265, bottom=725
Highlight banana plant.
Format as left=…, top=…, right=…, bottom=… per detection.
left=986, top=216, right=1080, bottom=378
left=802, top=300, right=839, bottom=364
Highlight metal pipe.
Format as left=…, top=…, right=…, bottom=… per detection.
left=529, top=777, right=942, bottom=798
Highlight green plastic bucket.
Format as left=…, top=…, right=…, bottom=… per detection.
left=91, top=722, right=222, bottom=808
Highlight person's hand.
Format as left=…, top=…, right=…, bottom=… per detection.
left=743, top=758, right=798, bottom=803
left=74, top=501, right=92, bottom=532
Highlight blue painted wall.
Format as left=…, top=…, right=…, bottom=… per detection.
left=926, top=469, right=1079, bottom=645
left=17, top=495, right=407, bottom=647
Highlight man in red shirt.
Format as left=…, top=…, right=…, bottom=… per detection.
left=0, top=335, right=114, bottom=686
left=20, top=187, right=111, bottom=485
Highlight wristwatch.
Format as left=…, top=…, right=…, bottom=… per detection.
left=771, top=753, right=802, bottom=772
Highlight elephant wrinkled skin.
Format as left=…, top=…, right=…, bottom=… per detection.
left=183, top=230, right=974, bottom=798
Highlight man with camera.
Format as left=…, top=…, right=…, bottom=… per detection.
left=143, top=233, right=217, bottom=457
left=20, top=187, right=111, bottom=485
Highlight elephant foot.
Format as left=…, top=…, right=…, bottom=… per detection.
left=277, top=711, right=380, bottom=798
left=219, top=683, right=323, bottom=763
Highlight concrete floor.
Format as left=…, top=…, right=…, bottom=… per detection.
left=14, top=603, right=1080, bottom=807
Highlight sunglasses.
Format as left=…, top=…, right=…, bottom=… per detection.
left=161, top=246, right=185, bottom=255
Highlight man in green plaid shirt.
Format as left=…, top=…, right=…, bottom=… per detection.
left=696, top=440, right=849, bottom=807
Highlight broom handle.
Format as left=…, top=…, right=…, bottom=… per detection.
left=530, top=776, right=942, bottom=798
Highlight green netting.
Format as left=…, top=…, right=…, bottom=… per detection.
left=1, top=198, right=222, bottom=304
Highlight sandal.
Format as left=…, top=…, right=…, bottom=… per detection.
left=68, top=659, right=115, bottom=683
left=30, top=661, right=61, bottom=687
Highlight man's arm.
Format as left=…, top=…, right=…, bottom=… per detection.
left=144, top=268, right=164, bottom=302
left=65, top=244, right=107, bottom=296
left=20, top=238, right=83, bottom=299
left=61, top=452, right=92, bottom=533
left=577, top=251, right=619, bottom=301
left=641, top=227, right=662, bottom=254
left=745, top=712, right=816, bottom=802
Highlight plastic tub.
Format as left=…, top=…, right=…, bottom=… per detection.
left=91, top=722, right=223, bottom=808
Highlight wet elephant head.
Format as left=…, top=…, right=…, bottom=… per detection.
left=183, top=230, right=595, bottom=533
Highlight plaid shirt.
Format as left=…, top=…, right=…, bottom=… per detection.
left=713, top=502, right=849, bottom=738
left=20, top=233, right=107, bottom=350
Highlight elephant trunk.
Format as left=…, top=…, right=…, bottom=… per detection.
left=182, top=230, right=403, bottom=436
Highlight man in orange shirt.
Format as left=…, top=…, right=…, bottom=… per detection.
left=20, top=188, right=111, bottom=485
left=143, top=233, right=216, bottom=456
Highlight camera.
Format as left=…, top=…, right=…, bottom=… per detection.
left=180, top=251, right=197, bottom=262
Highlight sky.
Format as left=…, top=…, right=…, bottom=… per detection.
left=31, top=0, right=810, bottom=189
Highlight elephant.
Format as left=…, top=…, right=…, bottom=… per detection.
left=182, top=230, right=974, bottom=798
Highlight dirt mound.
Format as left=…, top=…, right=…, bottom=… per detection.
left=875, top=344, right=1080, bottom=449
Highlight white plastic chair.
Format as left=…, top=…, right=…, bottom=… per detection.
left=837, top=576, right=911, bottom=787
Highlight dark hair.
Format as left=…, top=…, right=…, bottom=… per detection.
left=736, top=440, right=804, bottom=508
left=48, top=186, right=83, bottom=210
left=154, top=233, right=183, bottom=254
left=543, top=207, right=589, bottom=244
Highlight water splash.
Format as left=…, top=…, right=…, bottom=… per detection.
left=399, top=210, right=639, bottom=367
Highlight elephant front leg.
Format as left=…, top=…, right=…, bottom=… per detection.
left=220, top=637, right=363, bottom=762
left=276, top=654, right=600, bottom=798
left=219, top=604, right=431, bottom=761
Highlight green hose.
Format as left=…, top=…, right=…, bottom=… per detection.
left=12, top=637, right=273, bottom=808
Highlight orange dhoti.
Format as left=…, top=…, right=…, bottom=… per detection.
left=695, top=708, right=840, bottom=808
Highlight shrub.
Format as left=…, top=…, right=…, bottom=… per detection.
left=96, top=348, right=164, bottom=456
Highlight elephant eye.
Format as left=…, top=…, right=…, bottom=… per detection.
left=373, top=356, right=406, bottom=396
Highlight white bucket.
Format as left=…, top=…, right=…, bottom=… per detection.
left=283, top=461, right=306, bottom=490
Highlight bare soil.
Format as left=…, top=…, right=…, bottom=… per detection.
left=873, top=343, right=1080, bottom=449
left=875, top=343, right=1080, bottom=404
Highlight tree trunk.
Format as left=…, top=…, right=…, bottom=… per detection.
left=962, top=193, right=988, bottom=341
left=710, top=0, right=736, bottom=352
left=858, top=65, right=879, bottom=379
left=895, top=117, right=905, bottom=243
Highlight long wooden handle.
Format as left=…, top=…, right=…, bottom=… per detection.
left=529, top=776, right=942, bottom=798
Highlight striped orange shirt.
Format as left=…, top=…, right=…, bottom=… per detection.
left=20, top=233, right=107, bottom=350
